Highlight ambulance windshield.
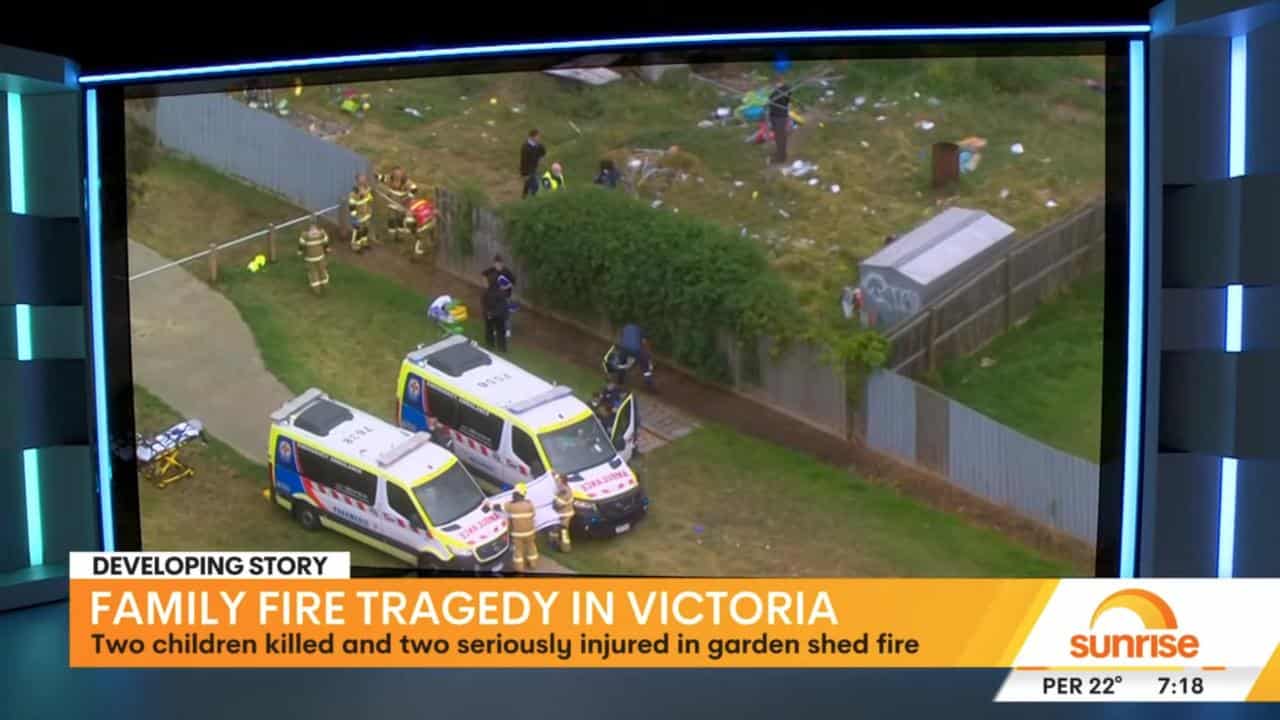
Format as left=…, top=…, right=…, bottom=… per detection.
left=413, top=462, right=486, bottom=526
left=539, top=416, right=615, bottom=475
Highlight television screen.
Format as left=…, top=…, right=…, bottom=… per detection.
left=116, top=42, right=1126, bottom=577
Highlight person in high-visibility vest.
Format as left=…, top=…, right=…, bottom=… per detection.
left=495, top=483, right=538, bottom=573
left=550, top=474, right=575, bottom=553
left=347, top=174, right=374, bottom=253
left=404, top=195, right=437, bottom=261
left=541, top=162, right=566, bottom=192
left=297, top=221, right=331, bottom=295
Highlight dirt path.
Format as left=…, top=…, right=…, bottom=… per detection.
left=333, top=236, right=1094, bottom=572
left=128, top=239, right=574, bottom=575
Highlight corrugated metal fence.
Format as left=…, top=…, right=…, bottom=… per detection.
left=861, top=369, right=1099, bottom=544
left=153, top=93, right=370, bottom=213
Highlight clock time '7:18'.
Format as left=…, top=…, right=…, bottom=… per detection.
left=1157, top=677, right=1204, bottom=695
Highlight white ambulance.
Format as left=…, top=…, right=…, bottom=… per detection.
left=268, top=388, right=509, bottom=571
left=395, top=335, right=648, bottom=539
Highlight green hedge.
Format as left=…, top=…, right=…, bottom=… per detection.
left=501, top=187, right=795, bottom=382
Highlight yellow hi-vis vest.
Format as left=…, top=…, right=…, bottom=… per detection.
left=348, top=187, right=373, bottom=223
left=541, top=170, right=565, bottom=191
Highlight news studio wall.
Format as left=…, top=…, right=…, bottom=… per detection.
left=0, top=44, right=99, bottom=610
left=1146, top=0, right=1280, bottom=577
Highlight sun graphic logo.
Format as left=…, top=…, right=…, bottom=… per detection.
left=1069, top=589, right=1201, bottom=660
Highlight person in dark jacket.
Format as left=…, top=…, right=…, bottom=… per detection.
left=519, top=129, right=547, bottom=198
left=768, top=74, right=793, bottom=164
left=594, top=159, right=620, bottom=189
left=482, top=280, right=510, bottom=352
left=482, top=254, right=518, bottom=339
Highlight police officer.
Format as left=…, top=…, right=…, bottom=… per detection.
left=550, top=474, right=575, bottom=553
left=348, top=174, right=374, bottom=253
left=297, top=220, right=331, bottom=295
left=496, top=483, right=538, bottom=573
left=541, top=162, right=566, bottom=192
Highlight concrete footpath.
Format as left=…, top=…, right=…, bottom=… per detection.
left=127, top=240, right=571, bottom=574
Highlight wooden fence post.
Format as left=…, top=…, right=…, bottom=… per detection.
left=208, top=243, right=219, bottom=283
left=268, top=223, right=277, bottom=263
left=1003, top=254, right=1014, bottom=332
left=926, top=309, right=939, bottom=375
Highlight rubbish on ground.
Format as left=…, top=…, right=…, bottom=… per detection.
left=697, top=176, right=704, bottom=183
left=568, top=121, right=582, bottom=135
left=401, top=107, right=424, bottom=118
left=913, top=91, right=921, bottom=98
left=460, top=96, right=468, bottom=100
left=779, top=209, right=791, bottom=218
left=511, top=105, right=524, bottom=113
left=915, top=120, right=936, bottom=131
left=247, top=254, right=267, bottom=272
left=854, top=96, right=867, bottom=106
left=716, top=107, right=732, bottom=117
left=741, top=227, right=748, bottom=237
left=485, top=120, right=495, bottom=127
left=673, top=208, right=680, bottom=213
left=651, top=200, right=664, bottom=208
left=980, top=357, right=997, bottom=368
left=628, top=158, right=643, bottom=169
left=733, top=180, right=745, bottom=187
left=1085, top=78, right=1104, bottom=92
left=489, top=97, right=498, bottom=105
left=959, top=151, right=982, bottom=174
left=1046, top=200, right=1059, bottom=208
left=876, top=115, right=887, bottom=122
left=1011, top=142, right=1025, bottom=155
left=808, top=178, right=820, bottom=186
left=957, top=136, right=988, bottom=151
left=752, top=190, right=759, bottom=200
left=544, top=67, right=623, bottom=85
left=860, top=140, right=870, bottom=148
left=831, top=184, right=841, bottom=193
left=782, top=160, right=818, bottom=177
left=1000, top=188, right=1011, bottom=199
left=698, top=120, right=715, bottom=128
left=825, top=89, right=836, bottom=96
left=1040, top=157, right=1053, bottom=164
left=927, top=96, right=942, bottom=106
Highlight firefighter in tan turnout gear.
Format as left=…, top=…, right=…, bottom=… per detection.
left=376, top=167, right=418, bottom=242
left=550, top=474, right=575, bottom=553
left=500, top=483, right=538, bottom=572
left=347, top=174, right=374, bottom=253
left=297, top=220, right=331, bottom=295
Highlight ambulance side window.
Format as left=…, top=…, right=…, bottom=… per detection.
left=511, top=428, right=545, bottom=477
left=298, top=446, right=375, bottom=505
left=426, top=385, right=460, bottom=427
left=458, top=403, right=502, bottom=450
left=386, top=483, right=425, bottom=530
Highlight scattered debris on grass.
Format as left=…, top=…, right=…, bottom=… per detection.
left=1011, top=142, right=1025, bottom=155
left=915, top=120, right=936, bottom=131
left=927, top=96, right=942, bottom=106
left=830, top=184, right=841, bottom=194
left=1000, top=188, right=1011, bottom=199
left=1045, top=200, right=1059, bottom=208
left=980, top=357, right=997, bottom=368
left=876, top=115, right=888, bottom=122
left=400, top=107, right=424, bottom=118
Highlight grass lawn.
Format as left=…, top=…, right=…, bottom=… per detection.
left=214, top=254, right=1078, bottom=577
left=936, top=272, right=1105, bottom=462
left=254, top=55, right=1106, bottom=317
left=133, top=385, right=391, bottom=566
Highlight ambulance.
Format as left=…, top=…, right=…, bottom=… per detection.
left=395, top=335, right=647, bottom=539
left=268, top=388, right=510, bottom=571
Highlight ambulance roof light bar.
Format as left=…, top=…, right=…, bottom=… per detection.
left=407, top=333, right=469, bottom=364
left=270, top=387, right=327, bottom=423
left=507, top=385, right=574, bottom=414
left=377, top=432, right=434, bottom=468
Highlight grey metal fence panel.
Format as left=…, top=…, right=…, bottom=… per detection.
left=154, top=94, right=370, bottom=213
left=865, top=370, right=918, bottom=461
left=946, top=397, right=1099, bottom=543
left=754, top=337, right=848, bottom=437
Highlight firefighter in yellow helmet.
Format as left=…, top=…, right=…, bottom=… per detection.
left=376, top=167, right=418, bottom=242
left=550, top=474, right=575, bottom=553
left=297, top=219, right=331, bottom=295
left=347, top=174, right=374, bottom=253
left=501, top=483, right=538, bottom=573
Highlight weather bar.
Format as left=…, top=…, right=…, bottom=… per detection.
left=994, top=668, right=1261, bottom=702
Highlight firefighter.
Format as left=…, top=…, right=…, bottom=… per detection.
left=377, top=167, right=418, bottom=241
left=297, top=220, right=331, bottom=295
left=347, top=174, right=374, bottom=253
left=550, top=474, right=575, bottom=553
left=404, top=194, right=437, bottom=261
left=541, top=162, right=566, bottom=192
left=492, top=483, right=538, bottom=573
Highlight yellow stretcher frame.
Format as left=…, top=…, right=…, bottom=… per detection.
left=141, top=447, right=195, bottom=489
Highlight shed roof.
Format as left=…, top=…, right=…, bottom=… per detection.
left=863, top=208, right=1015, bottom=287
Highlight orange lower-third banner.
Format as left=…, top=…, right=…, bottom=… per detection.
left=68, top=553, right=1280, bottom=702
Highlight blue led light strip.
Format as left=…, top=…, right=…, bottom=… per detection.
left=23, top=450, right=43, bottom=566
left=1218, top=34, right=1248, bottom=578
left=1229, top=35, right=1247, bottom=178
left=1219, top=457, right=1237, bottom=578
left=86, top=89, right=115, bottom=551
left=7, top=93, right=25, bottom=213
left=77, top=25, right=1151, bottom=84
left=1120, top=40, right=1146, bottom=579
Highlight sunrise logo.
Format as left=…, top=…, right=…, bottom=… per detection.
left=1068, top=589, right=1200, bottom=660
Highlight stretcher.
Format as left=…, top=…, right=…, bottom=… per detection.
left=136, top=419, right=204, bottom=489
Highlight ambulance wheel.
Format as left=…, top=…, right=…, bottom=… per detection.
left=294, top=503, right=322, bottom=531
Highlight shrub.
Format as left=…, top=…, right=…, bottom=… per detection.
left=501, top=187, right=795, bottom=382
